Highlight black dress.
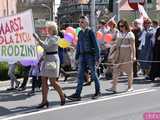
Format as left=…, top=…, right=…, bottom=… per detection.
left=149, top=27, right=160, bottom=81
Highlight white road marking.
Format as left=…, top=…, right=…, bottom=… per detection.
left=1, top=88, right=156, bottom=120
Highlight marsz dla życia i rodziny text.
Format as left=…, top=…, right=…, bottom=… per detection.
left=0, top=16, right=36, bottom=57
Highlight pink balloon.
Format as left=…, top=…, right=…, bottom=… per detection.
left=72, top=36, right=78, bottom=46
left=96, top=31, right=103, bottom=41
left=66, top=27, right=75, bottom=34
left=104, top=34, right=112, bottom=43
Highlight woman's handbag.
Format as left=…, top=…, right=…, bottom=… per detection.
left=108, top=32, right=128, bottom=63
left=107, top=45, right=119, bottom=63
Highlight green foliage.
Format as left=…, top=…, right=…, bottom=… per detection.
left=0, top=62, right=23, bottom=81
left=0, top=62, right=9, bottom=81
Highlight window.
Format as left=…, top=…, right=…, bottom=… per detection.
left=3, top=9, right=6, bottom=16
left=11, top=10, right=14, bottom=15
left=147, top=0, right=152, bottom=4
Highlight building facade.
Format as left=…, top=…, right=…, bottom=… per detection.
left=16, top=0, right=55, bottom=20
left=16, top=0, right=56, bottom=38
left=58, top=0, right=160, bottom=28
left=120, top=0, right=160, bottom=23
left=57, top=0, right=109, bottom=29
left=0, top=0, right=17, bottom=17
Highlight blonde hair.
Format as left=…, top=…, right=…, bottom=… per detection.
left=45, top=21, right=58, bottom=35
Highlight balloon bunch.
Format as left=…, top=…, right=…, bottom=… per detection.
left=96, top=31, right=112, bottom=43
left=57, top=26, right=81, bottom=48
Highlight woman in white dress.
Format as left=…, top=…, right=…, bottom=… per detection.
left=33, top=21, right=65, bottom=108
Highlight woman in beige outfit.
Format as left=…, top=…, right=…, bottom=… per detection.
left=109, top=19, right=136, bottom=93
left=33, top=21, right=65, bottom=108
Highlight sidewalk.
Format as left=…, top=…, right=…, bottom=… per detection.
left=0, top=76, right=67, bottom=90
left=0, top=80, right=10, bottom=87
left=0, top=78, right=24, bottom=90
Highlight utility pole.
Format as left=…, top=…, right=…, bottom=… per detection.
left=52, top=0, right=55, bottom=21
left=90, top=0, right=96, bottom=32
left=113, top=0, right=120, bottom=22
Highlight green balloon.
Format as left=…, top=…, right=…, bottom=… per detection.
left=76, top=27, right=81, bottom=35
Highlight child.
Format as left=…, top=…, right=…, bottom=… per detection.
left=27, top=63, right=41, bottom=96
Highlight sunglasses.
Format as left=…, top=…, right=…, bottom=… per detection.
left=79, top=21, right=84, bottom=23
left=119, top=25, right=124, bottom=28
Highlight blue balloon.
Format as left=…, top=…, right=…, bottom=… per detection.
left=64, top=32, right=74, bottom=42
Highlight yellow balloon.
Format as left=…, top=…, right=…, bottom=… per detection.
left=57, top=38, right=70, bottom=48
left=37, top=45, right=44, bottom=53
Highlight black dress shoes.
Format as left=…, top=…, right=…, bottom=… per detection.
left=36, top=101, right=49, bottom=109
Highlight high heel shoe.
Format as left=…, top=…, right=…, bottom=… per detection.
left=60, top=99, right=65, bottom=106
left=60, top=94, right=66, bottom=106
left=36, top=101, right=49, bottom=108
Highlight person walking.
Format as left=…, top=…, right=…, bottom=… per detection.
left=7, top=62, right=20, bottom=91
left=107, top=19, right=136, bottom=93
left=132, top=20, right=142, bottom=77
left=33, top=21, right=65, bottom=108
left=27, top=63, right=41, bottom=96
left=67, top=16, right=101, bottom=101
left=138, top=19, right=154, bottom=79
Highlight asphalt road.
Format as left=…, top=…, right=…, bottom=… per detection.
left=0, top=76, right=160, bottom=120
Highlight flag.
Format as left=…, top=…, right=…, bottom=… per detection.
left=107, top=15, right=116, bottom=23
left=138, top=4, right=149, bottom=19
left=96, top=10, right=101, bottom=18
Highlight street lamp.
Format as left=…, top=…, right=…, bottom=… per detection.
left=41, top=3, right=52, bottom=20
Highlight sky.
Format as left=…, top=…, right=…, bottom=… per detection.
left=55, top=0, right=60, bottom=16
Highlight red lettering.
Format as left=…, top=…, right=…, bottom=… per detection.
left=15, top=32, right=31, bottom=44
left=14, top=18, right=19, bottom=31
left=9, top=35, right=14, bottom=44
left=4, top=35, right=13, bottom=45
left=0, top=35, right=4, bottom=44
left=15, top=32, right=20, bottom=43
left=5, top=22, right=11, bottom=34
left=10, top=20, right=16, bottom=32
left=0, top=23, right=5, bottom=35
left=26, top=33, right=31, bottom=42
left=17, top=17, right=23, bottom=30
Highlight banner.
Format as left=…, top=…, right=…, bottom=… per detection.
left=0, top=9, right=37, bottom=64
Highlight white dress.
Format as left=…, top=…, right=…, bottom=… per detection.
left=38, top=35, right=60, bottom=78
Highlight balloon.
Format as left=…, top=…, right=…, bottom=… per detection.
left=20, top=60, right=38, bottom=66
left=72, top=36, right=78, bottom=46
left=76, top=27, right=81, bottom=35
left=57, top=38, right=70, bottom=48
left=37, top=45, right=44, bottom=58
left=96, top=31, right=103, bottom=41
left=64, top=32, right=74, bottom=42
left=66, top=27, right=76, bottom=35
left=104, top=34, right=112, bottom=43
left=37, top=45, right=44, bottom=53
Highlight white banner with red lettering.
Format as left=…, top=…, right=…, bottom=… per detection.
left=0, top=9, right=38, bottom=64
